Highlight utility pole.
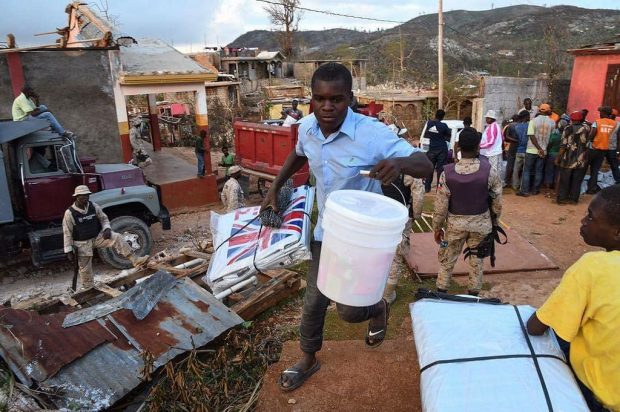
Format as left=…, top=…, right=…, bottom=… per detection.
left=438, top=0, right=444, bottom=109
left=399, top=28, right=404, bottom=84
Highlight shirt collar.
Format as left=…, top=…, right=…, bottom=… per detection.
left=308, top=108, right=356, bottom=141
left=72, top=202, right=88, bottom=213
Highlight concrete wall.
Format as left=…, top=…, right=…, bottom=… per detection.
left=0, top=50, right=122, bottom=163
left=480, top=76, right=549, bottom=126
left=0, top=56, right=13, bottom=120
left=567, top=53, right=620, bottom=123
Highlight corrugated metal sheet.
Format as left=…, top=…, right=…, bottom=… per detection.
left=0, top=277, right=243, bottom=411
left=0, top=309, right=115, bottom=385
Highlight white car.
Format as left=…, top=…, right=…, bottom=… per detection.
left=419, top=120, right=464, bottom=154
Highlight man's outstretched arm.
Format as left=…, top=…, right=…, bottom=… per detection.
left=370, top=152, right=433, bottom=186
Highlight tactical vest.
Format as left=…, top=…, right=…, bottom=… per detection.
left=70, top=202, right=102, bottom=241
left=444, top=157, right=490, bottom=215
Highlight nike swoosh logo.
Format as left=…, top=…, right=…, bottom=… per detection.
left=368, top=329, right=384, bottom=337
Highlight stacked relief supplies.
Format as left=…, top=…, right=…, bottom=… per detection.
left=204, top=185, right=315, bottom=296
left=410, top=293, right=589, bottom=412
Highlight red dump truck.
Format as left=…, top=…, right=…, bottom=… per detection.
left=233, top=120, right=310, bottom=196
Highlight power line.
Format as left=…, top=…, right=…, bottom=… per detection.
left=256, top=0, right=406, bottom=24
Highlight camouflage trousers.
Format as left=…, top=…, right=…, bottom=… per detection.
left=385, top=178, right=424, bottom=295
left=436, top=229, right=488, bottom=293
left=75, top=231, right=132, bottom=290
left=386, top=219, right=413, bottom=287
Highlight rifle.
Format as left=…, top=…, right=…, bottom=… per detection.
left=462, top=194, right=507, bottom=267
left=71, top=246, right=79, bottom=292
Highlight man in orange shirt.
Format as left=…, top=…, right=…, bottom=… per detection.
left=585, top=106, right=620, bottom=194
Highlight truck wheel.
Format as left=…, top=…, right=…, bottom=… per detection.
left=98, top=216, right=152, bottom=269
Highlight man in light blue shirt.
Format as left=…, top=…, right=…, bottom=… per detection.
left=261, top=63, right=432, bottom=391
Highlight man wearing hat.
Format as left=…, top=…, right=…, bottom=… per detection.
left=517, top=103, right=556, bottom=196
left=585, top=106, right=620, bottom=193
left=555, top=111, right=591, bottom=204
left=62, top=185, right=149, bottom=290
left=221, top=165, right=246, bottom=212
left=479, top=110, right=504, bottom=175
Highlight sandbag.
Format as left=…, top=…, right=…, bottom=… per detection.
left=410, top=297, right=589, bottom=412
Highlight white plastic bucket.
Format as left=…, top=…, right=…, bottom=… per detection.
left=317, top=189, right=409, bottom=306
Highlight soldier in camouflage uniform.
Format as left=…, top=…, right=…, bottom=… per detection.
left=432, top=129, right=503, bottom=295
left=383, top=175, right=425, bottom=303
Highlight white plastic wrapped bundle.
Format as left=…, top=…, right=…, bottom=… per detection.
left=204, top=185, right=314, bottom=295
left=410, top=297, right=589, bottom=412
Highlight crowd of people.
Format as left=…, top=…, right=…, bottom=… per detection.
left=427, top=99, right=620, bottom=205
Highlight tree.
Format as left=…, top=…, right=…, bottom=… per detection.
left=263, top=0, right=302, bottom=58
left=541, top=23, right=570, bottom=111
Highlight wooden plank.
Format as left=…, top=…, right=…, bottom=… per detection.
left=231, top=270, right=302, bottom=320
left=181, top=250, right=211, bottom=260
left=95, top=284, right=122, bottom=298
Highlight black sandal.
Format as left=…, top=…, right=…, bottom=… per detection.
left=278, top=360, right=321, bottom=392
left=365, top=298, right=389, bottom=348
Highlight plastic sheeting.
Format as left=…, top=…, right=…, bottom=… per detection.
left=410, top=299, right=589, bottom=412
left=205, top=185, right=315, bottom=295
left=582, top=170, right=618, bottom=194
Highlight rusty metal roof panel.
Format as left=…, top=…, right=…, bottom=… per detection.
left=43, top=342, right=142, bottom=411
left=2, top=277, right=243, bottom=411
left=0, top=308, right=115, bottom=385
left=108, top=277, right=242, bottom=367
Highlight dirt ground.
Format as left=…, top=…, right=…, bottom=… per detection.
left=477, top=190, right=594, bottom=307
left=0, top=170, right=598, bottom=410
left=0, top=181, right=592, bottom=308
left=258, top=189, right=595, bottom=411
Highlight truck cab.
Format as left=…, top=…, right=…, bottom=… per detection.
left=0, top=120, right=170, bottom=268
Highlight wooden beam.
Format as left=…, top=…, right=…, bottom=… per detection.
left=95, top=284, right=123, bottom=298
left=231, top=270, right=302, bottom=320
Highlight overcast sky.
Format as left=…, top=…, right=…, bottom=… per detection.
left=1, top=0, right=616, bottom=53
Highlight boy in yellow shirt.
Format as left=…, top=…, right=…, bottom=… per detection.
left=527, top=184, right=620, bottom=412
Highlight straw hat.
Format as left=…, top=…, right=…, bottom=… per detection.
left=72, top=185, right=92, bottom=197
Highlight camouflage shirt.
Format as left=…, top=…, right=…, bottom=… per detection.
left=221, top=177, right=245, bottom=213
left=432, top=158, right=503, bottom=234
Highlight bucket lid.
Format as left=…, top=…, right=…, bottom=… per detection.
left=324, top=190, right=408, bottom=227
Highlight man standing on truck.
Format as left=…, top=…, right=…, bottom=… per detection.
left=11, top=85, right=74, bottom=137
left=261, top=63, right=432, bottom=391
left=62, top=185, right=149, bottom=290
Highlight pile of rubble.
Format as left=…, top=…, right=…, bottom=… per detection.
left=0, top=246, right=303, bottom=410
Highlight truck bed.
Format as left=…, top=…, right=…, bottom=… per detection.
left=233, top=120, right=310, bottom=187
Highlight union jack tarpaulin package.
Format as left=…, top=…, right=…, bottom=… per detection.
left=204, top=185, right=315, bottom=295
